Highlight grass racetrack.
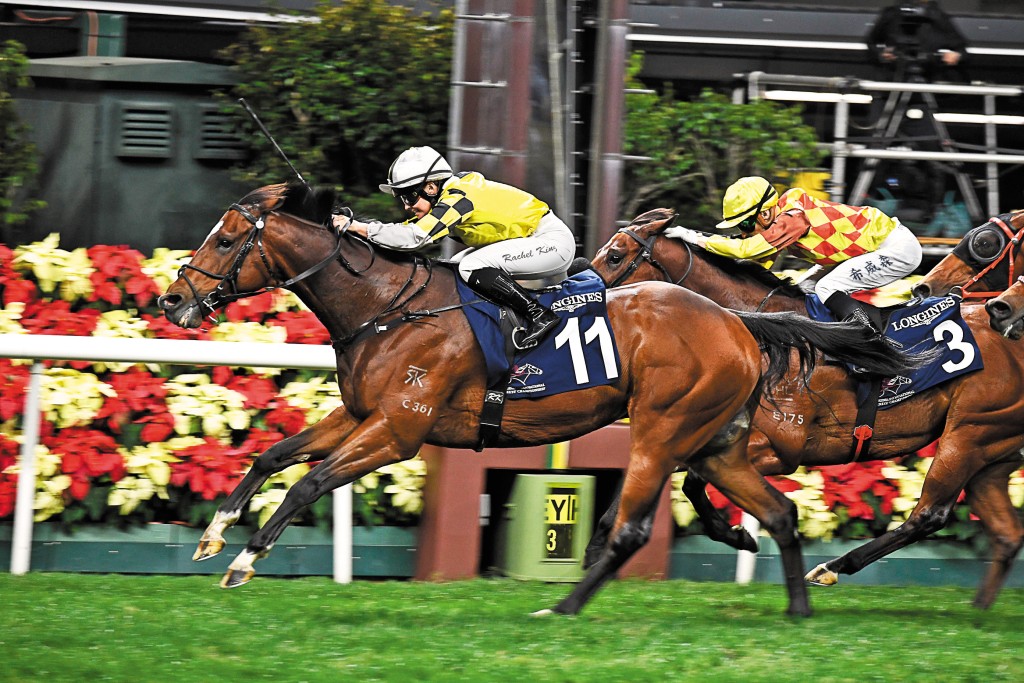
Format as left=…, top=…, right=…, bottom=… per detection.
left=1, top=573, right=1021, bottom=682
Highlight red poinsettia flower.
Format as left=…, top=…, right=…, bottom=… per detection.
left=95, top=367, right=170, bottom=432
left=263, top=404, right=308, bottom=437
left=0, top=360, right=30, bottom=422
left=170, top=437, right=254, bottom=501
left=138, top=413, right=176, bottom=443
left=817, top=461, right=899, bottom=520
left=224, top=292, right=276, bottom=323
left=267, top=310, right=331, bottom=344
left=1, top=277, right=37, bottom=307
left=45, top=428, right=126, bottom=501
left=0, top=434, right=19, bottom=518
left=225, top=374, right=280, bottom=410
left=20, top=300, right=102, bottom=337
left=86, top=245, right=163, bottom=308
left=237, top=428, right=285, bottom=457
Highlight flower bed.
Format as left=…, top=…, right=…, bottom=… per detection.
left=0, top=235, right=422, bottom=530
left=1, top=235, right=1021, bottom=547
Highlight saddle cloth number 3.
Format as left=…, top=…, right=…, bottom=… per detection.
left=933, top=319, right=975, bottom=373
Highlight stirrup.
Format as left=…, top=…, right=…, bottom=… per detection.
left=511, top=316, right=559, bottom=351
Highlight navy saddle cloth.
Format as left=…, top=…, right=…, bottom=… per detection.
left=805, top=292, right=983, bottom=408
left=456, top=269, right=621, bottom=398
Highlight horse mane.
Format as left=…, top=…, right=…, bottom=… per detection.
left=239, top=182, right=338, bottom=227
left=628, top=208, right=806, bottom=299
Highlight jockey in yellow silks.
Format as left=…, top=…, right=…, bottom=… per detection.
left=667, top=176, right=922, bottom=332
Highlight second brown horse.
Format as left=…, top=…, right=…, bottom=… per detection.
left=591, top=208, right=1024, bottom=609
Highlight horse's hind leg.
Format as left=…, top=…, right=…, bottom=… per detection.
left=696, top=447, right=810, bottom=617
left=194, top=405, right=359, bottom=561
left=806, top=439, right=981, bottom=587
left=963, top=458, right=1024, bottom=609
left=544, top=463, right=669, bottom=616
left=583, top=486, right=620, bottom=570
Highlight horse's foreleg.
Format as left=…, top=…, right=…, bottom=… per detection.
left=962, top=459, right=1022, bottom=609
left=698, top=443, right=810, bottom=617
left=681, top=467, right=758, bottom=552
left=221, top=417, right=417, bottom=589
left=194, top=405, right=360, bottom=561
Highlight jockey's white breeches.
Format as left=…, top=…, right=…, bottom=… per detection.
left=452, top=212, right=577, bottom=282
left=815, top=222, right=923, bottom=303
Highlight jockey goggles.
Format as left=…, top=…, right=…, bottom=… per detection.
left=722, top=183, right=778, bottom=233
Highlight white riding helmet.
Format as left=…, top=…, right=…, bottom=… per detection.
left=378, top=146, right=453, bottom=196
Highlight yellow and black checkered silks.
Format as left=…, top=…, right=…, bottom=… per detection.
left=412, top=172, right=550, bottom=248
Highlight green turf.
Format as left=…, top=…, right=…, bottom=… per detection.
left=0, top=573, right=1020, bottom=682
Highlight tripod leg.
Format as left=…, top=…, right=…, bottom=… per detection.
left=920, top=91, right=983, bottom=222
left=850, top=89, right=913, bottom=204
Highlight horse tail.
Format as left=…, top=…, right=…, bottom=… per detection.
left=733, top=311, right=919, bottom=394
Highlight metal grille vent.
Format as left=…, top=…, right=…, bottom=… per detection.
left=116, top=103, right=173, bottom=159
left=195, top=105, right=246, bottom=161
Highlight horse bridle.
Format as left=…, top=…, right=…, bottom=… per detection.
left=176, top=202, right=350, bottom=319
left=605, top=227, right=694, bottom=288
left=177, top=199, right=451, bottom=350
left=956, top=211, right=1023, bottom=298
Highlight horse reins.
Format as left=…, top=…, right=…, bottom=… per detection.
left=960, top=212, right=1023, bottom=298
left=609, top=227, right=786, bottom=311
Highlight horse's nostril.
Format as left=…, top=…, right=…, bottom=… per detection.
left=912, top=283, right=931, bottom=299
left=986, top=300, right=1010, bottom=321
left=157, top=293, right=181, bottom=311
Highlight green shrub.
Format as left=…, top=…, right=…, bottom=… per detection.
left=623, top=54, right=825, bottom=225
left=220, top=0, right=453, bottom=220
left=0, top=40, right=44, bottom=236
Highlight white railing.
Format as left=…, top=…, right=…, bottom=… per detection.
left=2, top=333, right=763, bottom=585
left=0, top=334, right=353, bottom=583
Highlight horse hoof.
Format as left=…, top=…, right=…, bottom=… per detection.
left=731, top=525, right=759, bottom=553
left=193, top=539, right=225, bottom=561
left=804, top=563, right=838, bottom=586
left=530, top=609, right=554, bottom=617
left=220, top=568, right=254, bottom=589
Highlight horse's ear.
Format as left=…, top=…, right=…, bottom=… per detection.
left=641, top=208, right=677, bottom=234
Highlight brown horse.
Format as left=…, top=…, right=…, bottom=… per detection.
left=156, top=183, right=908, bottom=617
left=986, top=276, right=1024, bottom=339
left=912, top=210, right=1024, bottom=300
left=590, top=208, right=1024, bottom=609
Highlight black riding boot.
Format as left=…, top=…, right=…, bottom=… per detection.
left=824, top=291, right=881, bottom=335
left=468, top=267, right=560, bottom=350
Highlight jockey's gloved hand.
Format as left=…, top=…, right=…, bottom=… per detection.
left=664, top=226, right=708, bottom=248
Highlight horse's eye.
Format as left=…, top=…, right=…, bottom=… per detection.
left=217, top=238, right=232, bottom=250
left=608, top=253, right=623, bottom=265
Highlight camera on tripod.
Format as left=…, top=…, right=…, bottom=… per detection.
left=890, top=4, right=931, bottom=69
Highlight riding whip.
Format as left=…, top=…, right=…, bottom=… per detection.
left=237, top=98, right=310, bottom=189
